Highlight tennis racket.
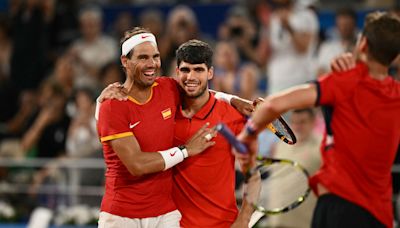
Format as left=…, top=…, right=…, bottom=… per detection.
left=267, top=116, right=297, bottom=145
left=254, top=98, right=297, bottom=145
left=215, top=123, right=310, bottom=215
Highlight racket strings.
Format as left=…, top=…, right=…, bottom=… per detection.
left=253, top=163, right=309, bottom=211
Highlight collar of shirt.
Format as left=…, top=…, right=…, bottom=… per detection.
left=177, top=92, right=217, bottom=120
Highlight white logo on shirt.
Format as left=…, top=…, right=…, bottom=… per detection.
left=129, top=121, right=140, bottom=129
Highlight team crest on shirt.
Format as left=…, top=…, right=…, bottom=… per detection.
left=161, top=108, right=172, bottom=120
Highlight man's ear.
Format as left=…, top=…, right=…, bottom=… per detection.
left=121, top=55, right=128, bottom=68
left=208, top=66, right=214, bottom=80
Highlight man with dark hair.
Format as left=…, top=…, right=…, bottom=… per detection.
left=237, top=11, right=400, bottom=228
left=173, top=39, right=257, bottom=227
left=96, top=27, right=216, bottom=227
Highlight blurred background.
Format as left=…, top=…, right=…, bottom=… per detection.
left=0, top=0, right=399, bottom=227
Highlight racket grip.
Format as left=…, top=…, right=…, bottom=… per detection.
left=215, top=123, right=248, bottom=154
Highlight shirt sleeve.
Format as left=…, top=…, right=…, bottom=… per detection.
left=97, top=100, right=133, bottom=142
left=316, top=63, right=364, bottom=106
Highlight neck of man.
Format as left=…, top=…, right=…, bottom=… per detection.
left=181, top=89, right=210, bottom=118
left=124, top=78, right=153, bottom=103
left=363, top=55, right=389, bottom=81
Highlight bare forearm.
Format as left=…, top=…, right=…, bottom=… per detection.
left=21, top=122, right=45, bottom=151
left=127, top=152, right=166, bottom=176
left=111, top=138, right=167, bottom=176
left=234, top=198, right=255, bottom=226
left=251, top=84, right=317, bottom=133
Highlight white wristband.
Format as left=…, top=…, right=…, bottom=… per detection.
left=159, top=147, right=185, bottom=170
left=214, top=92, right=238, bottom=105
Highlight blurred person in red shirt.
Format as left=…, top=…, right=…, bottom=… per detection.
left=237, top=11, right=400, bottom=228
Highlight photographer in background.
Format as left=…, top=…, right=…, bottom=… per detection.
left=266, top=0, right=319, bottom=94
left=218, top=6, right=262, bottom=66
left=159, top=5, right=200, bottom=75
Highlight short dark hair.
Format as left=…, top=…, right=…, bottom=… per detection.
left=362, top=12, right=400, bottom=66
left=176, top=39, right=213, bottom=69
left=335, top=7, right=357, bottom=22
left=120, top=27, right=152, bottom=58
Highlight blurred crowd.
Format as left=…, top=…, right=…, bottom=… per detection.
left=0, top=0, right=399, bottom=225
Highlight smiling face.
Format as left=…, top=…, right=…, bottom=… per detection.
left=176, top=61, right=213, bottom=99
left=121, top=41, right=161, bottom=89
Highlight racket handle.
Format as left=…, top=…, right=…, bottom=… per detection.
left=215, top=123, right=248, bottom=154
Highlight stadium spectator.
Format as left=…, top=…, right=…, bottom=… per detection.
left=109, top=11, right=134, bottom=42
left=218, top=6, right=262, bottom=66
left=66, top=86, right=103, bottom=206
left=66, top=87, right=100, bottom=158
left=10, top=0, right=54, bottom=92
left=159, top=5, right=200, bottom=75
left=138, top=8, right=164, bottom=40
left=21, top=78, right=70, bottom=158
left=68, top=6, right=117, bottom=89
left=212, top=40, right=260, bottom=100
left=98, top=62, right=124, bottom=89
left=317, top=8, right=358, bottom=76
left=266, top=0, right=319, bottom=94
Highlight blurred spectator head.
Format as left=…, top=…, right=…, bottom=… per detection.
left=73, top=86, right=96, bottom=112
left=79, top=7, right=103, bottom=42
left=214, top=41, right=239, bottom=70
left=112, top=11, right=134, bottom=41
left=139, top=8, right=164, bottom=38
left=53, top=55, right=75, bottom=90
left=335, top=8, right=357, bottom=41
left=290, top=108, right=316, bottom=143
left=99, top=62, right=124, bottom=88
left=166, top=5, right=199, bottom=45
left=222, top=6, right=256, bottom=40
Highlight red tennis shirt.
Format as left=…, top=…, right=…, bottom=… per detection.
left=310, top=63, right=400, bottom=228
left=173, top=93, right=246, bottom=228
left=97, top=77, right=180, bottom=218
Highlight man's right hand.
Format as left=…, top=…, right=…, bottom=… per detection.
left=330, top=52, right=356, bottom=72
left=98, top=82, right=128, bottom=103
left=235, top=129, right=258, bottom=173
left=185, top=123, right=216, bottom=156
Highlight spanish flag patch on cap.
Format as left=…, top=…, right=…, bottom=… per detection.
left=161, top=108, right=172, bottom=120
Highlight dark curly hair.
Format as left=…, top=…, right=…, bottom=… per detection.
left=176, top=39, right=213, bottom=69
left=362, top=12, right=400, bottom=66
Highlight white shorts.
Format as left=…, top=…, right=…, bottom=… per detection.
left=98, top=210, right=181, bottom=228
